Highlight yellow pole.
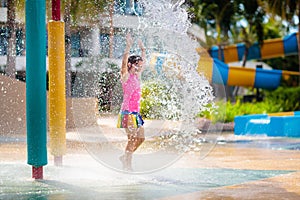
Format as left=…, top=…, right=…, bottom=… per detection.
left=48, top=21, right=66, bottom=166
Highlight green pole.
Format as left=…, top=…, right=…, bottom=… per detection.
left=26, top=0, right=47, bottom=179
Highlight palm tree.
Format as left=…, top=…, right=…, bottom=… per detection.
left=186, top=0, right=237, bottom=100
left=235, top=0, right=265, bottom=67
left=187, top=0, right=235, bottom=55
left=262, top=0, right=300, bottom=84
left=63, top=0, right=72, bottom=97
left=109, top=0, right=114, bottom=59
left=6, top=0, right=16, bottom=78
left=61, top=0, right=109, bottom=96
left=8, top=0, right=109, bottom=91
left=5, top=0, right=27, bottom=78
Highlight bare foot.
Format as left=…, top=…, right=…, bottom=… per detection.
left=119, top=154, right=133, bottom=171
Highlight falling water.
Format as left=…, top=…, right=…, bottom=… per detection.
left=0, top=0, right=231, bottom=199
left=72, top=0, right=226, bottom=174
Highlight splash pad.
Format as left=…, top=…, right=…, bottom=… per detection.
left=71, top=0, right=226, bottom=173
left=1, top=0, right=229, bottom=198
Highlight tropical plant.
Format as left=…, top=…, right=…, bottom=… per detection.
left=6, top=0, right=109, bottom=95
left=199, top=99, right=282, bottom=123
left=97, top=62, right=121, bottom=112
left=234, top=0, right=265, bottom=66
left=64, top=0, right=72, bottom=97
left=186, top=0, right=236, bottom=50
left=61, top=0, right=109, bottom=96
left=264, top=86, right=300, bottom=111
left=199, top=86, right=300, bottom=123
left=140, top=80, right=182, bottom=120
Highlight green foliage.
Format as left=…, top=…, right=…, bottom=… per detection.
left=140, top=81, right=165, bottom=119
left=264, top=87, right=300, bottom=111
left=62, top=0, right=108, bottom=25
left=200, top=100, right=279, bottom=123
left=199, top=86, right=300, bottom=122
left=197, top=102, right=226, bottom=123
left=97, top=62, right=121, bottom=112
left=223, top=100, right=281, bottom=122
left=264, top=55, right=299, bottom=86
left=140, top=80, right=182, bottom=120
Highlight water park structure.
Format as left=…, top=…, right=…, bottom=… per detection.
left=2, top=1, right=300, bottom=199
left=25, top=0, right=67, bottom=179
left=148, top=32, right=300, bottom=137
left=235, top=111, right=300, bottom=137
left=25, top=0, right=47, bottom=179
left=197, top=32, right=300, bottom=90
left=150, top=33, right=300, bottom=90
left=196, top=33, right=300, bottom=137
left=23, top=6, right=300, bottom=180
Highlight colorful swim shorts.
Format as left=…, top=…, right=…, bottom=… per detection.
left=117, top=110, right=144, bottom=128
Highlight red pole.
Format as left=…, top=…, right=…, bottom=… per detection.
left=32, top=166, right=43, bottom=179
left=52, top=0, right=61, bottom=21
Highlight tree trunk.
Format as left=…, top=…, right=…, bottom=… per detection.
left=64, top=0, right=72, bottom=97
left=242, top=47, right=249, bottom=67
left=109, top=0, right=114, bottom=58
left=6, top=0, right=16, bottom=78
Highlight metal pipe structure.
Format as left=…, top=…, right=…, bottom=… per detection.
left=52, top=0, right=61, bottom=21
left=48, top=0, right=66, bottom=166
left=26, top=0, right=47, bottom=179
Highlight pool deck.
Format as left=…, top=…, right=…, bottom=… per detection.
left=1, top=129, right=300, bottom=199
left=166, top=144, right=300, bottom=200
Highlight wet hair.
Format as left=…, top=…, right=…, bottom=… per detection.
left=128, top=55, right=143, bottom=65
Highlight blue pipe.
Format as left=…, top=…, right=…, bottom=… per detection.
left=26, top=0, right=47, bottom=167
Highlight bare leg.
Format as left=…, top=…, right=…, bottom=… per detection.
left=120, top=127, right=145, bottom=170
left=126, top=126, right=145, bottom=152
left=119, top=128, right=136, bottom=171
left=119, top=150, right=132, bottom=171
left=131, top=126, right=145, bottom=152
left=125, top=128, right=138, bottom=152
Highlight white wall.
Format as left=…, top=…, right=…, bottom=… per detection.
left=0, top=56, right=121, bottom=72
left=0, top=7, right=7, bottom=22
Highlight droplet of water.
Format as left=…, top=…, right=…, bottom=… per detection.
left=72, top=0, right=226, bottom=173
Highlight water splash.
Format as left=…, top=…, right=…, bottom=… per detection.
left=72, top=0, right=225, bottom=173
left=138, top=0, right=190, bottom=34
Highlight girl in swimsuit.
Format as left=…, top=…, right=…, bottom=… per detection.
left=117, top=33, right=146, bottom=171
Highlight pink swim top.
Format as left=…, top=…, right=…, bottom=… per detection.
left=121, top=73, right=141, bottom=112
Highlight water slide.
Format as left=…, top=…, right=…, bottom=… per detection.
left=197, top=32, right=300, bottom=90
left=200, top=32, right=300, bottom=137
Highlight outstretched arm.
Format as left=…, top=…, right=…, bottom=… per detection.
left=138, top=39, right=146, bottom=71
left=121, top=33, right=133, bottom=77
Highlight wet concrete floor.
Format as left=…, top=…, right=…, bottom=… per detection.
left=1, top=130, right=300, bottom=200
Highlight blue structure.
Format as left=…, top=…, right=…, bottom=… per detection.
left=26, top=0, right=47, bottom=178
left=234, top=111, right=300, bottom=137
left=208, top=32, right=299, bottom=63
left=198, top=57, right=295, bottom=90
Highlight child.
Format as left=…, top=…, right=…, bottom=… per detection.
left=117, top=33, right=146, bottom=171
